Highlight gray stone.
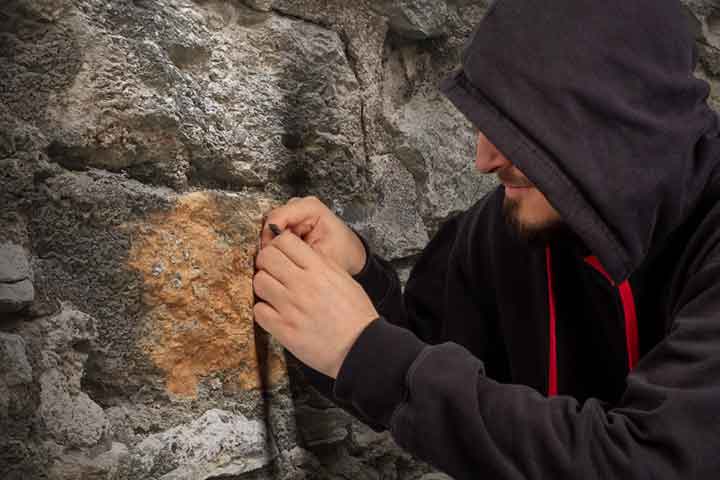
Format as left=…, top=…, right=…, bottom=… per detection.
left=32, top=0, right=369, bottom=204
left=38, top=368, right=109, bottom=448
left=0, top=332, right=33, bottom=387
left=39, top=306, right=98, bottom=372
left=296, top=405, right=352, bottom=447
left=284, top=445, right=321, bottom=470
left=0, top=332, right=33, bottom=418
left=243, top=0, right=273, bottom=12
left=370, top=0, right=453, bottom=39
left=17, top=307, right=110, bottom=448
left=50, top=441, right=129, bottom=480
left=118, top=409, right=277, bottom=480
left=391, top=91, right=497, bottom=234
left=0, top=243, right=31, bottom=283
left=350, top=421, right=390, bottom=449
left=352, top=154, right=429, bottom=260
left=20, top=0, right=70, bottom=22
left=0, top=279, right=34, bottom=313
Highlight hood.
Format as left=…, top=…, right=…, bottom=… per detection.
left=440, top=0, right=720, bottom=283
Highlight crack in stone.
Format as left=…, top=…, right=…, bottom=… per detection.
left=271, top=7, right=373, bottom=176
left=0, top=277, right=30, bottom=285
left=269, top=7, right=330, bottom=30
left=338, top=32, right=373, bottom=173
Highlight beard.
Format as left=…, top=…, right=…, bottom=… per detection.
left=502, top=196, right=570, bottom=247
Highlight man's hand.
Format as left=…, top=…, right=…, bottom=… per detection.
left=260, top=196, right=367, bottom=276
left=253, top=229, right=379, bottom=379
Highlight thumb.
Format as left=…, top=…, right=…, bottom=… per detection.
left=261, top=201, right=321, bottom=248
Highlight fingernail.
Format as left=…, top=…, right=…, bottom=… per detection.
left=269, top=223, right=282, bottom=237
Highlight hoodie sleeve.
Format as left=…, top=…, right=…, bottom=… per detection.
left=298, top=192, right=503, bottom=432
left=332, top=244, right=720, bottom=478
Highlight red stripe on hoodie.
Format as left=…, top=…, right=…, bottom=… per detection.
left=545, top=246, right=558, bottom=396
left=583, top=255, right=640, bottom=370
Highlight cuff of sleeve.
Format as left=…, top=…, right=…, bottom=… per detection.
left=350, top=229, right=393, bottom=306
left=333, top=316, right=426, bottom=428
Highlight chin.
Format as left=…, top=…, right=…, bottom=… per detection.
left=503, top=198, right=566, bottom=247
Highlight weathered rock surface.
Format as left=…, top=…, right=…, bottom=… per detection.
left=1, top=0, right=717, bottom=479
left=295, top=405, right=353, bottom=447
left=682, top=0, right=720, bottom=110
left=125, top=191, right=286, bottom=398
left=0, top=332, right=33, bottom=418
left=370, top=0, right=455, bottom=39
left=356, top=154, right=430, bottom=259
left=49, top=442, right=129, bottom=480
left=117, top=408, right=276, bottom=479
left=0, top=279, right=35, bottom=313
left=21, top=307, right=109, bottom=448
left=0, top=243, right=31, bottom=283
left=0, top=242, right=34, bottom=313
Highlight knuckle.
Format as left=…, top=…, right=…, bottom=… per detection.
left=260, top=244, right=279, bottom=260
left=256, top=248, right=273, bottom=269
left=253, top=271, right=267, bottom=293
left=253, top=303, right=271, bottom=328
left=255, top=250, right=265, bottom=268
left=272, top=232, right=291, bottom=248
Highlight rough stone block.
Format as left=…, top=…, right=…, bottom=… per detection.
left=118, top=409, right=277, bottom=480
left=50, top=442, right=129, bottom=480
left=125, top=191, right=287, bottom=398
left=38, top=368, right=109, bottom=448
left=356, top=154, right=429, bottom=259
left=0, top=242, right=31, bottom=283
left=370, top=0, right=453, bottom=39
left=19, top=307, right=109, bottom=448
left=0, top=279, right=34, bottom=313
left=0, top=332, right=32, bottom=387
left=295, top=405, right=352, bottom=447
left=243, top=0, right=273, bottom=12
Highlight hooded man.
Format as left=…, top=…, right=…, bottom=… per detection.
left=252, top=0, right=720, bottom=477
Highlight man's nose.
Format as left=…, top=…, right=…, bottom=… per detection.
left=475, top=131, right=510, bottom=173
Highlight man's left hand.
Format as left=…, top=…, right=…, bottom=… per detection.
left=253, top=230, right=379, bottom=379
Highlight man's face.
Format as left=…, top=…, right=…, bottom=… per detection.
left=474, top=131, right=564, bottom=244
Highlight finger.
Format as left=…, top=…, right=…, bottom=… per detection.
left=253, top=270, right=291, bottom=310
left=271, top=230, right=324, bottom=271
left=253, top=302, right=297, bottom=349
left=322, top=254, right=346, bottom=276
left=253, top=301, right=284, bottom=337
left=290, top=220, right=314, bottom=238
left=255, top=244, right=304, bottom=288
left=260, top=197, right=322, bottom=248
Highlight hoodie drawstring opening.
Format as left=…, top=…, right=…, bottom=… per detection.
left=545, top=246, right=639, bottom=397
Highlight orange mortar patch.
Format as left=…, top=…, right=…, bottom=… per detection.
left=125, top=191, right=286, bottom=398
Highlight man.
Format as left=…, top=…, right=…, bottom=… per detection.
left=253, top=0, right=720, bottom=477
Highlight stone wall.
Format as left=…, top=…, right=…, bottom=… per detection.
left=1, top=1, right=718, bottom=479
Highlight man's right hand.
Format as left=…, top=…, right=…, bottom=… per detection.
left=260, top=196, right=367, bottom=276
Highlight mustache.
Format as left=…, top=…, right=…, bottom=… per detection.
left=497, top=167, right=533, bottom=187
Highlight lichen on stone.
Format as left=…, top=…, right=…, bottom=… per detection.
left=125, top=191, right=286, bottom=398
